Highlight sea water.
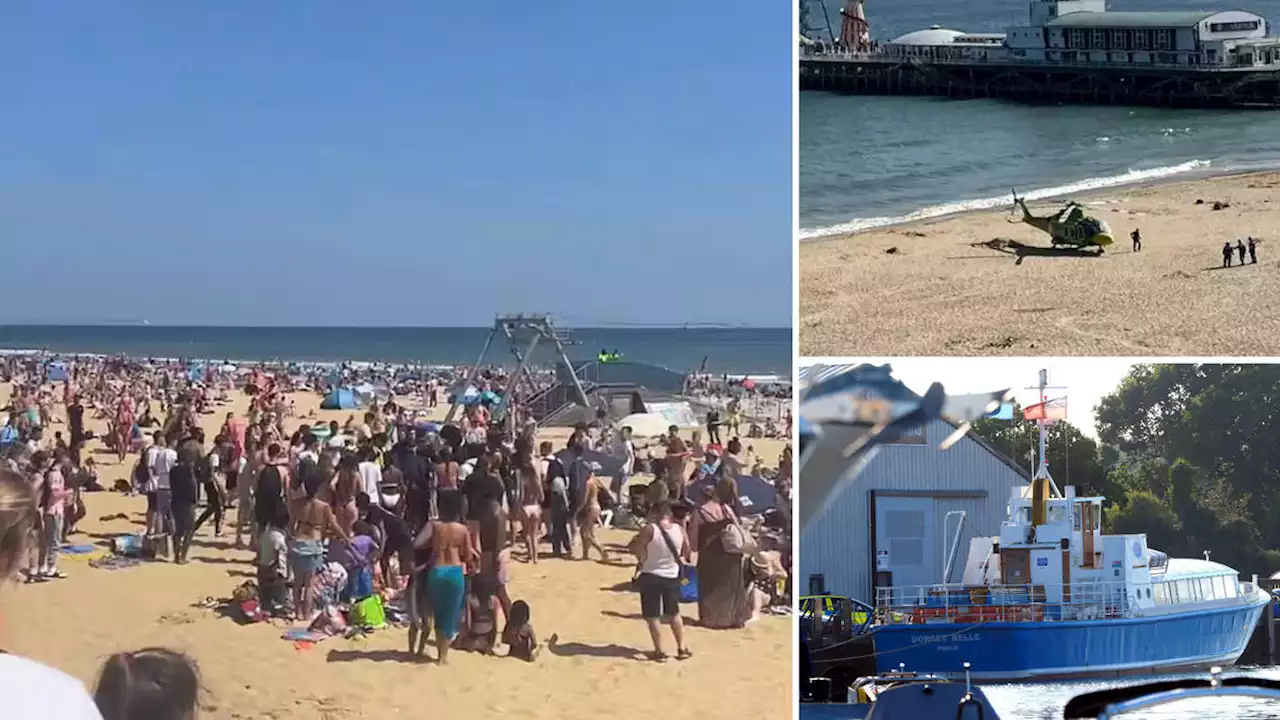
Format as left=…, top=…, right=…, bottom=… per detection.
left=0, top=325, right=791, bottom=375
left=800, top=0, right=1280, bottom=238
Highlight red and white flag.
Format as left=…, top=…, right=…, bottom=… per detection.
left=1023, top=396, right=1067, bottom=422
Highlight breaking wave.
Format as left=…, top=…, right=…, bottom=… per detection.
left=798, top=159, right=1212, bottom=240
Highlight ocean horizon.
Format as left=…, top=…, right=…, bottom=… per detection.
left=0, top=324, right=791, bottom=375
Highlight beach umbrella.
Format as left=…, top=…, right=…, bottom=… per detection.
left=688, top=474, right=777, bottom=517
left=554, top=449, right=625, bottom=479
left=617, top=412, right=671, bottom=438
left=742, top=378, right=756, bottom=390
left=481, top=390, right=500, bottom=404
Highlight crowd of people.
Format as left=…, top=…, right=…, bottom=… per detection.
left=0, top=353, right=792, bottom=718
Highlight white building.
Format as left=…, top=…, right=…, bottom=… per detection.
left=882, top=26, right=1010, bottom=62
left=884, top=0, right=1280, bottom=68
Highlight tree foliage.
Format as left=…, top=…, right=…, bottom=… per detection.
left=970, top=364, right=1280, bottom=574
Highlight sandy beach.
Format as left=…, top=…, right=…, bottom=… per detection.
left=799, top=171, right=1280, bottom=356
left=0, top=386, right=791, bottom=720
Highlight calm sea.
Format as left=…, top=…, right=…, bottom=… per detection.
left=800, top=0, right=1280, bottom=238
left=0, top=325, right=791, bottom=375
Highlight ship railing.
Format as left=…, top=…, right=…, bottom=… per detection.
left=800, top=48, right=1279, bottom=72
left=874, top=582, right=1134, bottom=624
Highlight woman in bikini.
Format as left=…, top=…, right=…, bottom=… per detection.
left=517, top=457, right=543, bottom=563
left=412, top=491, right=475, bottom=664
left=574, top=472, right=609, bottom=562
left=330, top=454, right=360, bottom=535
left=289, top=473, right=351, bottom=621
left=114, top=394, right=134, bottom=463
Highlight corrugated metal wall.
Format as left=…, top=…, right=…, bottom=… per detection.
left=800, top=417, right=1027, bottom=601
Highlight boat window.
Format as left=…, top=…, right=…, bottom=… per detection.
left=1199, top=577, right=1213, bottom=600
left=1154, top=582, right=1169, bottom=605
left=1230, top=577, right=1240, bottom=597
left=1072, top=505, right=1081, bottom=531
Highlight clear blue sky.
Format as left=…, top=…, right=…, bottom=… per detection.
left=1, top=2, right=792, bottom=327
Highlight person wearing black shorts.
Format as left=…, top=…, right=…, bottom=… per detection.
left=628, top=500, right=693, bottom=662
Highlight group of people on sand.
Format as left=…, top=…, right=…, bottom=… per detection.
left=1, top=468, right=205, bottom=720
left=1222, top=237, right=1260, bottom=267
left=1130, top=226, right=1264, bottom=268
left=0, top=353, right=792, bottom=717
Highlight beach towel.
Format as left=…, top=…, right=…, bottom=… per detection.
left=281, top=629, right=328, bottom=642
left=88, top=556, right=141, bottom=571
left=426, top=565, right=466, bottom=639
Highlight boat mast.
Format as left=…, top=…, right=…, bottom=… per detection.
left=1031, top=368, right=1062, bottom=498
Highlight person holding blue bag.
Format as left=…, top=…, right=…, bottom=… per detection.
left=628, top=500, right=693, bottom=663
left=331, top=520, right=377, bottom=602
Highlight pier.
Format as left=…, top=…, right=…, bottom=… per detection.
left=800, top=0, right=1280, bottom=108
left=800, top=53, right=1280, bottom=108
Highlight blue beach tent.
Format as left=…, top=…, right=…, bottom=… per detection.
left=321, top=387, right=360, bottom=410
left=47, top=362, right=70, bottom=383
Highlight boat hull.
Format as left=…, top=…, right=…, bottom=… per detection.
left=870, top=593, right=1270, bottom=681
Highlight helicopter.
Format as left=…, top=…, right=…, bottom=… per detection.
left=1010, top=189, right=1114, bottom=252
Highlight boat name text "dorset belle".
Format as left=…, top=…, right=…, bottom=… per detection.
left=911, top=633, right=980, bottom=644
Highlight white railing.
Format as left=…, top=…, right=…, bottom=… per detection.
left=874, top=582, right=1133, bottom=624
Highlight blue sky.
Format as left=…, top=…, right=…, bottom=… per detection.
left=0, top=2, right=792, bottom=327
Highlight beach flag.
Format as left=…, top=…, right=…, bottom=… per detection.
left=1024, top=397, right=1067, bottom=422
left=987, top=402, right=1015, bottom=420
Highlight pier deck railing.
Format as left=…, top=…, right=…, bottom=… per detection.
left=801, top=49, right=1280, bottom=73
left=875, top=582, right=1132, bottom=624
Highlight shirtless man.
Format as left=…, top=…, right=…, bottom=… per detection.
left=435, top=446, right=460, bottom=517
left=412, top=492, right=475, bottom=663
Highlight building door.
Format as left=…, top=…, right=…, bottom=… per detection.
left=873, top=495, right=936, bottom=606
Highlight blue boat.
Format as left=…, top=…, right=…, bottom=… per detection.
left=861, top=418, right=1270, bottom=682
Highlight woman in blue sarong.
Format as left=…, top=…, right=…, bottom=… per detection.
left=413, top=489, right=475, bottom=664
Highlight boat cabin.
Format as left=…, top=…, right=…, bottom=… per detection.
left=874, top=477, right=1259, bottom=624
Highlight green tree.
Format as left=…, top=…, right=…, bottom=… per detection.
left=1105, top=490, right=1184, bottom=556
left=1095, top=363, right=1280, bottom=568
